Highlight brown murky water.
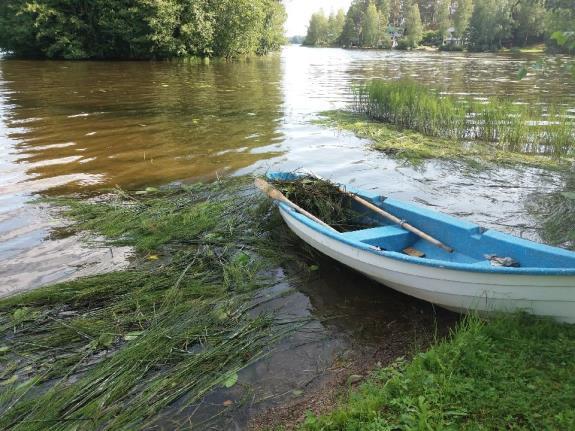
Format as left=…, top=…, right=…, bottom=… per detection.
left=1, top=47, right=574, bottom=428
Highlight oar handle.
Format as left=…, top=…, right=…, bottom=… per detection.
left=352, top=193, right=453, bottom=253
left=305, top=172, right=454, bottom=253
left=254, top=178, right=339, bottom=234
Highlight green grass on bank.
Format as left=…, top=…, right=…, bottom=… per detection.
left=302, top=314, right=575, bottom=430
left=0, top=179, right=307, bottom=430
left=353, top=80, right=575, bottom=158
left=316, top=110, right=572, bottom=169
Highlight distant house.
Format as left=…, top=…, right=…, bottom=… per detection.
left=445, top=27, right=462, bottom=45
left=387, top=25, right=404, bottom=48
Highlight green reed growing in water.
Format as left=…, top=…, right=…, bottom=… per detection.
left=354, top=80, right=575, bottom=157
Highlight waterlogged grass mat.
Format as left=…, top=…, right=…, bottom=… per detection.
left=317, top=110, right=573, bottom=170
left=303, top=314, right=575, bottom=430
left=0, top=178, right=308, bottom=429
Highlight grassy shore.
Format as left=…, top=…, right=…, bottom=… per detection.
left=301, top=314, right=575, bottom=430
left=0, top=178, right=310, bottom=429
left=316, top=110, right=573, bottom=169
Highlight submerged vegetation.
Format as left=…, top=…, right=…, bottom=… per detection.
left=0, top=179, right=308, bottom=429
left=532, top=173, right=575, bottom=250
left=0, top=178, right=573, bottom=429
left=303, top=314, right=575, bottom=430
left=317, top=110, right=572, bottom=169
left=0, top=0, right=286, bottom=59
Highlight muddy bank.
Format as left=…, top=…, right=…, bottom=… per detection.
left=248, top=261, right=457, bottom=430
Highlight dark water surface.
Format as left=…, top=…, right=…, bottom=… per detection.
left=1, top=47, right=574, bottom=428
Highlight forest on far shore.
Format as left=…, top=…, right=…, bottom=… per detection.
left=302, top=0, right=575, bottom=52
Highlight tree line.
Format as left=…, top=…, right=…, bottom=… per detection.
left=0, top=0, right=286, bottom=59
left=303, top=0, right=574, bottom=52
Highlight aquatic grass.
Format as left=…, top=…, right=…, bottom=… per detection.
left=316, top=110, right=572, bottom=169
left=302, top=313, right=575, bottom=430
left=50, top=183, right=240, bottom=253
left=0, top=178, right=309, bottom=429
left=354, top=80, right=467, bottom=140
left=531, top=174, right=575, bottom=250
left=353, top=80, right=575, bottom=157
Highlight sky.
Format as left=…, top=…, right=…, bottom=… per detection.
left=284, top=0, right=353, bottom=36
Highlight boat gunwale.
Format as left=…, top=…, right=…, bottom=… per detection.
left=273, top=189, right=575, bottom=277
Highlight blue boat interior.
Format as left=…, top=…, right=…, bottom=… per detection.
left=267, top=172, right=575, bottom=273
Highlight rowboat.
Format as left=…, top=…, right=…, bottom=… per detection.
left=264, top=172, right=575, bottom=323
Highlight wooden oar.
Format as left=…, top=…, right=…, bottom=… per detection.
left=254, top=178, right=339, bottom=234
left=307, top=173, right=454, bottom=253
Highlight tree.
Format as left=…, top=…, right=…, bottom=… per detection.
left=416, top=0, right=437, bottom=26
left=377, top=0, right=392, bottom=47
left=363, top=1, right=381, bottom=47
left=404, top=2, right=424, bottom=47
left=545, top=0, right=574, bottom=52
left=340, top=0, right=368, bottom=47
left=376, top=0, right=390, bottom=20
left=327, top=9, right=346, bottom=45
left=453, top=0, right=473, bottom=39
left=467, top=0, right=514, bottom=51
left=436, top=0, right=452, bottom=43
left=0, top=0, right=287, bottom=59
left=513, top=0, right=545, bottom=46
left=388, top=0, right=402, bottom=27
left=258, top=0, right=288, bottom=54
left=304, top=9, right=329, bottom=46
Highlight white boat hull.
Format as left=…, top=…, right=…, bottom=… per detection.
left=280, top=206, right=575, bottom=323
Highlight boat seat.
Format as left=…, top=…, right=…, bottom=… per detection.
left=343, top=225, right=416, bottom=252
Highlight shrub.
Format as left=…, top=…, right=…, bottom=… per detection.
left=395, top=38, right=411, bottom=50
left=421, top=30, right=442, bottom=46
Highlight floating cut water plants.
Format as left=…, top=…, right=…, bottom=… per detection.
left=0, top=179, right=308, bottom=429
left=353, top=80, right=575, bottom=157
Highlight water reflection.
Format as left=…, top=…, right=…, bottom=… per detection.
left=0, top=57, right=285, bottom=292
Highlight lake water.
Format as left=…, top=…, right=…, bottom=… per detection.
left=0, top=46, right=573, bottom=428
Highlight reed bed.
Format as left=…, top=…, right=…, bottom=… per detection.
left=0, top=178, right=310, bottom=429
left=354, top=80, right=575, bottom=157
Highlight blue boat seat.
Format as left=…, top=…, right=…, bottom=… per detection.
left=343, top=225, right=417, bottom=252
